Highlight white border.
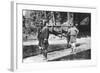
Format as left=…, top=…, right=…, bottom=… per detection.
left=12, top=1, right=97, bottom=72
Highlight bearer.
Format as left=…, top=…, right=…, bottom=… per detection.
left=37, top=20, right=49, bottom=60
left=67, top=24, right=79, bottom=53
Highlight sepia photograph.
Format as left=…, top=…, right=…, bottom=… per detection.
left=22, top=10, right=91, bottom=62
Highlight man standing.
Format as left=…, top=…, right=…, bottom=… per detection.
left=67, top=24, right=79, bottom=53
left=37, top=20, right=49, bottom=60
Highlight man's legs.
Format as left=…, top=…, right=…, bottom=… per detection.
left=71, top=42, right=76, bottom=54
left=38, top=39, right=44, bottom=55
left=67, top=35, right=71, bottom=48
left=42, top=40, right=49, bottom=60
left=42, top=47, right=48, bottom=59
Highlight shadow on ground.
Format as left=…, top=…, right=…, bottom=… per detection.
left=49, top=49, right=91, bottom=61
left=23, top=44, right=68, bottom=58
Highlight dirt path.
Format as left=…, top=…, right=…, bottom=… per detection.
left=23, top=37, right=90, bottom=63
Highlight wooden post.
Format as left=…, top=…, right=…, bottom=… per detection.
left=52, top=12, right=56, bottom=25
left=67, top=12, right=74, bottom=26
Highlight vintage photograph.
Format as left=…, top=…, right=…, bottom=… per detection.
left=22, top=10, right=91, bottom=62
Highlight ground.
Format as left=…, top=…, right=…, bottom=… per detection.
left=23, top=36, right=91, bottom=63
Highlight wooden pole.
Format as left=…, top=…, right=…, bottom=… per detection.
left=67, top=12, right=74, bottom=26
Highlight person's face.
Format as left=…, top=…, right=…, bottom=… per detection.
left=75, top=24, right=78, bottom=26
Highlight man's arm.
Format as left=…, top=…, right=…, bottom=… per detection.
left=75, top=28, right=79, bottom=35
left=67, top=28, right=71, bottom=35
